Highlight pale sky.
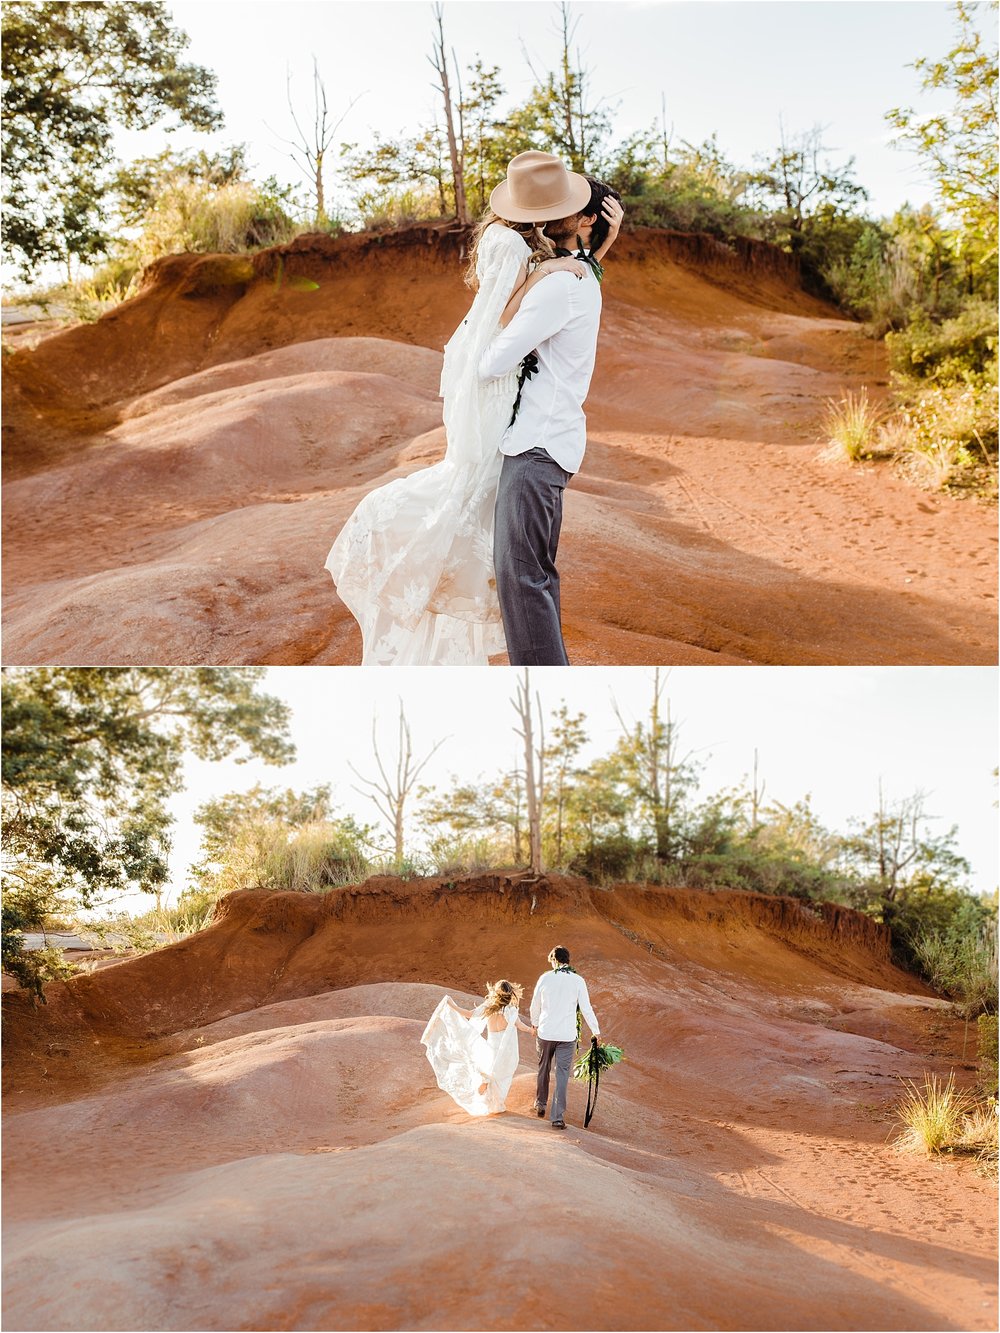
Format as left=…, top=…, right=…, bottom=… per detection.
left=123, top=0, right=980, bottom=223
left=145, top=665, right=1000, bottom=908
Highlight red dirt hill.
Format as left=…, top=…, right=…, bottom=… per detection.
left=3, top=227, right=995, bottom=666
left=3, top=876, right=996, bottom=1331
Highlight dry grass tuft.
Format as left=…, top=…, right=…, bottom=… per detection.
left=956, top=1099, right=999, bottom=1172
left=894, top=1072, right=974, bottom=1155
left=818, top=388, right=884, bottom=463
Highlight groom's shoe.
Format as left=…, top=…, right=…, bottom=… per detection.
left=533, top=1104, right=546, bottom=1118
left=551, top=1119, right=566, bottom=1130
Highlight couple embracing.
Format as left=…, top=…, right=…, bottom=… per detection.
left=325, top=151, right=623, bottom=667
left=421, top=946, right=602, bottom=1130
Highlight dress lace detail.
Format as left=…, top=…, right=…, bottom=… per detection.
left=420, top=999, right=521, bottom=1116
left=325, top=223, right=528, bottom=664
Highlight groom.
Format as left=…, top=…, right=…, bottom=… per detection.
left=529, top=945, right=601, bottom=1130
left=479, top=152, right=619, bottom=665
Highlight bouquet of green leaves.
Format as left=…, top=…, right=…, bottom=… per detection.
left=573, top=1040, right=625, bottom=1080
left=572, top=1039, right=624, bottom=1128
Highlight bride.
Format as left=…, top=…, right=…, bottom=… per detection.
left=421, top=979, right=535, bottom=1116
left=325, top=150, right=623, bottom=665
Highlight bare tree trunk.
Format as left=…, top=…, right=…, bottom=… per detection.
left=660, top=91, right=672, bottom=171
left=614, top=668, right=693, bottom=865
left=349, top=702, right=446, bottom=870
left=559, top=3, right=579, bottom=168
left=429, top=4, right=469, bottom=224
left=649, top=668, right=667, bottom=860
left=271, top=56, right=363, bottom=227
left=555, top=780, right=564, bottom=866
left=750, top=748, right=766, bottom=832
left=512, top=670, right=545, bottom=874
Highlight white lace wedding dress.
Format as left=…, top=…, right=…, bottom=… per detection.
left=325, top=222, right=529, bottom=665
left=420, top=997, right=522, bottom=1116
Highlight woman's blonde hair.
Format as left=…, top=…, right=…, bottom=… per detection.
left=482, top=978, right=523, bottom=1016
left=464, top=212, right=555, bottom=290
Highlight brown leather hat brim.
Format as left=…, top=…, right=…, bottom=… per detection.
left=489, top=170, right=593, bottom=223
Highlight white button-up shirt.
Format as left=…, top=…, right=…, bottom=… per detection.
left=530, top=967, right=601, bottom=1043
left=478, top=269, right=602, bottom=475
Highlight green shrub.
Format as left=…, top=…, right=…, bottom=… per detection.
left=74, top=912, right=160, bottom=954
left=887, top=298, right=998, bottom=384
left=131, top=178, right=298, bottom=263
left=821, top=222, right=918, bottom=335
left=193, top=816, right=370, bottom=898
left=355, top=188, right=443, bottom=231
left=569, top=835, right=646, bottom=885
left=619, top=188, right=757, bottom=239
left=906, top=894, right=998, bottom=1018
left=888, top=379, right=998, bottom=493
left=73, top=898, right=217, bottom=954
left=426, top=835, right=506, bottom=876
left=978, top=1015, right=998, bottom=1098
left=1, top=876, right=76, bottom=1001
left=64, top=269, right=142, bottom=322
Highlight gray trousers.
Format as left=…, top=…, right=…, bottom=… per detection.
left=535, top=1038, right=575, bottom=1122
left=494, top=447, right=573, bottom=666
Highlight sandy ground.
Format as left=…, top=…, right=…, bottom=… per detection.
left=2, top=228, right=995, bottom=665
left=3, top=875, right=996, bottom=1331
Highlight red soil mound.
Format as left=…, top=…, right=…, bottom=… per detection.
left=3, top=876, right=995, bottom=1332
left=3, top=228, right=995, bottom=665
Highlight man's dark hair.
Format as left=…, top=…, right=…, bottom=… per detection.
left=550, top=945, right=571, bottom=965
left=544, top=177, right=621, bottom=251
left=584, top=176, right=622, bottom=251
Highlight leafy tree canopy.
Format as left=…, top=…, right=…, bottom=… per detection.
left=885, top=0, right=998, bottom=262
left=2, top=667, right=293, bottom=905
left=2, top=0, right=222, bottom=275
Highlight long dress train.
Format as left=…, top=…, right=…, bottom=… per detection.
left=420, top=998, right=522, bottom=1116
left=325, top=223, right=529, bottom=665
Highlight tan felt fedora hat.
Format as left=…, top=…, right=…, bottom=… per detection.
left=490, top=150, right=592, bottom=223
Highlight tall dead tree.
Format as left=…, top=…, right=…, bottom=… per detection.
left=349, top=702, right=446, bottom=867
left=270, top=57, right=363, bottom=226
left=429, top=3, right=469, bottom=224
left=750, top=748, right=766, bottom=832
left=660, top=91, right=674, bottom=171
left=521, top=2, right=606, bottom=172
left=512, top=670, right=545, bottom=875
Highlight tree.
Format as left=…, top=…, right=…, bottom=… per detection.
left=518, top=2, right=611, bottom=171
left=748, top=749, right=766, bottom=834
left=113, top=144, right=250, bottom=226
left=348, top=702, right=445, bottom=868
left=428, top=3, right=468, bottom=224
left=192, top=783, right=336, bottom=865
left=545, top=704, right=587, bottom=866
left=512, top=670, right=545, bottom=875
left=2, top=1, right=222, bottom=277
left=269, top=57, right=362, bottom=227
left=2, top=667, right=293, bottom=997
left=838, top=784, right=971, bottom=917
left=461, top=59, right=506, bottom=214
left=885, top=0, right=999, bottom=266
left=341, top=125, right=450, bottom=221
left=747, top=121, right=869, bottom=256
left=188, top=784, right=371, bottom=898
left=611, top=669, right=699, bottom=862
left=417, top=770, right=524, bottom=868
left=108, top=145, right=298, bottom=266
left=564, top=753, right=634, bottom=880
